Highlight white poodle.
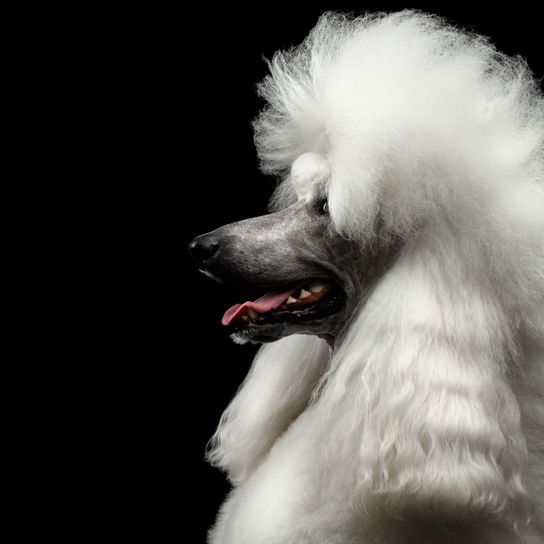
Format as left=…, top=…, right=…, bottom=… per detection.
left=189, top=11, right=544, bottom=543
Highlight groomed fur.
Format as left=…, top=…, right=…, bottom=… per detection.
left=209, top=11, right=544, bottom=542
left=207, top=335, right=330, bottom=484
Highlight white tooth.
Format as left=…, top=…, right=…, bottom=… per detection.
left=286, top=296, right=297, bottom=304
left=241, top=315, right=248, bottom=321
left=299, top=289, right=311, bottom=299
left=247, top=309, right=257, bottom=320
left=309, top=281, right=325, bottom=293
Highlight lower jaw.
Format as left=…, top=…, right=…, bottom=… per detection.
left=231, top=324, right=311, bottom=344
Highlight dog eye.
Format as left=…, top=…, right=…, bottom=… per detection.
left=318, top=198, right=329, bottom=215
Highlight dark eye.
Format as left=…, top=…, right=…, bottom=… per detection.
left=318, top=198, right=329, bottom=215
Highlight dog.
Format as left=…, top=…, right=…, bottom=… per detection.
left=189, top=11, right=544, bottom=544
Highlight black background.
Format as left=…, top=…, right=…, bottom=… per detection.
left=177, top=4, right=543, bottom=541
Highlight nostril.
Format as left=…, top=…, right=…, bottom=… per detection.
left=188, top=234, right=219, bottom=266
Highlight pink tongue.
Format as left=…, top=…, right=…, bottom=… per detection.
left=221, top=282, right=306, bottom=326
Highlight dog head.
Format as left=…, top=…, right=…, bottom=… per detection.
left=189, top=152, right=402, bottom=345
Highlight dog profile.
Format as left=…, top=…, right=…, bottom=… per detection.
left=189, top=11, right=544, bottom=543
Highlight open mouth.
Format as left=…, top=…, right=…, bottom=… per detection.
left=222, top=278, right=343, bottom=329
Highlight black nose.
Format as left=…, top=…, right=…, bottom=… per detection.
left=188, top=234, right=219, bottom=267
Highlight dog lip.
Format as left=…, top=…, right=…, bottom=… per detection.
left=230, top=282, right=345, bottom=333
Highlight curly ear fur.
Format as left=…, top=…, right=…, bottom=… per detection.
left=207, top=335, right=330, bottom=484
left=316, top=228, right=533, bottom=528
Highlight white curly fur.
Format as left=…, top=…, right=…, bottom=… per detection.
left=207, top=11, right=544, bottom=543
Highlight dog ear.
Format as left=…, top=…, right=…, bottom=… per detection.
left=322, top=245, right=532, bottom=527
left=207, top=335, right=330, bottom=484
